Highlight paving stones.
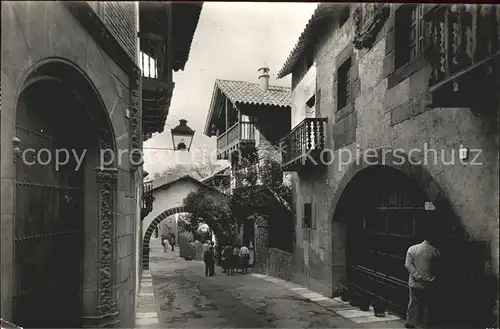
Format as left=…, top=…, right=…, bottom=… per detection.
left=142, top=239, right=407, bottom=328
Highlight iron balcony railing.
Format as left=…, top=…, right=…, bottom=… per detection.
left=216, top=121, right=256, bottom=158
left=279, top=118, right=328, bottom=171
left=424, top=5, right=499, bottom=90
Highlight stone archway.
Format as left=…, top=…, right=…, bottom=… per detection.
left=142, top=206, right=186, bottom=269
left=13, top=58, right=119, bottom=328
left=330, top=148, right=495, bottom=327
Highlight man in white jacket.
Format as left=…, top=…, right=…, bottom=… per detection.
left=405, top=228, right=441, bottom=328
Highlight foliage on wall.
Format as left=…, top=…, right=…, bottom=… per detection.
left=182, top=153, right=292, bottom=245
left=182, top=188, right=237, bottom=244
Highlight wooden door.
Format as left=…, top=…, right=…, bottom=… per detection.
left=14, top=83, right=84, bottom=328
left=346, top=170, right=426, bottom=315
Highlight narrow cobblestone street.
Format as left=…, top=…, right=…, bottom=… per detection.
left=136, top=239, right=406, bottom=328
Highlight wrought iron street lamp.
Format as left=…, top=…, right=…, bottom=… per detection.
left=170, top=119, right=195, bottom=151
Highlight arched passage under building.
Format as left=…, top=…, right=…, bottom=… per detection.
left=141, top=175, right=227, bottom=269
left=142, top=206, right=186, bottom=268
left=330, top=149, right=497, bottom=328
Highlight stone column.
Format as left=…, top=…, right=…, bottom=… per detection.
left=83, top=168, right=120, bottom=328
left=253, top=216, right=269, bottom=274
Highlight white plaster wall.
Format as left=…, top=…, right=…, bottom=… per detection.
left=142, top=179, right=207, bottom=239
left=292, top=63, right=317, bottom=127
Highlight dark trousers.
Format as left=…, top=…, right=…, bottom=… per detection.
left=232, top=256, right=239, bottom=273
left=205, top=261, right=214, bottom=276
left=240, top=255, right=249, bottom=273
left=406, top=287, right=436, bottom=327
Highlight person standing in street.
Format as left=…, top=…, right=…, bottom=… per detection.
left=162, top=237, right=168, bottom=252
left=405, top=227, right=441, bottom=328
left=239, top=244, right=250, bottom=274
left=169, top=234, right=176, bottom=251
left=209, top=241, right=216, bottom=274
left=204, top=245, right=215, bottom=277
left=232, top=244, right=241, bottom=274
left=202, top=240, right=210, bottom=260
left=222, top=243, right=233, bottom=275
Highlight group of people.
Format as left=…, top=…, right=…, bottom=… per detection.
left=221, top=243, right=250, bottom=275
left=201, top=240, right=252, bottom=277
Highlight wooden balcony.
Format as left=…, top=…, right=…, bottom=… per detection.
left=280, top=118, right=328, bottom=172
left=424, top=5, right=499, bottom=108
left=141, top=180, right=154, bottom=220
left=216, top=121, right=256, bottom=160
left=140, top=33, right=175, bottom=139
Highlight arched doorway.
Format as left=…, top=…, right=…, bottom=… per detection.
left=142, top=206, right=186, bottom=269
left=334, top=163, right=496, bottom=327
left=13, top=60, right=115, bottom=328
left=338, top=166, right=429, bottom=315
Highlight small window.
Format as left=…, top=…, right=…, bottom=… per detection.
left=306, top=95, right=316, bottom=108
left=395, top=5, right=425, bottom=69
left=337, top=58, right=352, bottom=110
left=303, top=203, right=312, bottom=229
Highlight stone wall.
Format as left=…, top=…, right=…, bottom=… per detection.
left=1, top=2, right=138, bottom=327
left=266, top=248, right=295, bottom=282
left=289, top=4, right=499, bottom=300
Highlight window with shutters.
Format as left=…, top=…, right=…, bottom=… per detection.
left=312, top=203, right=317, bottom=230
left=395, top=4, right=424, bottom=70
left=337, top=58, right=351, bottom=110
left=303, top=203, right=312, bottom=228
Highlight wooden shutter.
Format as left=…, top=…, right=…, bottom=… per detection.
left=315, top=89, right=321, bottom=117
left=312, top=203, right=317, bottom=230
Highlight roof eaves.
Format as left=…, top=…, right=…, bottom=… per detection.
left=234, top=101, right=291, bottom=108
left=204, top=81, right=222, bottom=136
left=277, top=4, right=347, bottom=79
left=152, top=174, right=229, bottom=196
left=172, top=2, right=203, bottom=72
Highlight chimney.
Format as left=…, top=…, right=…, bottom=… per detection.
left=258, top=66, right=270, bottom=92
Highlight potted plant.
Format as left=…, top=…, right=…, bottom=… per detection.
left=333, top=285, right=344, bottom=298
left=373, top=297, right=386, bottom=317
left=357, top=294, right=370, bottom=311
left=349, top=294, right=359, bottom=307
left=340, top=284, right=351, bottom=302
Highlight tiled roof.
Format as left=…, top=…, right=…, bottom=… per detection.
left=204, top=79, right=291, bottom=135
left=215, top=79, right=291, bottom=108
left=277, top=3, right=350, bottom=79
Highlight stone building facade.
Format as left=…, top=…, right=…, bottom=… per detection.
left=276, top=3, right=499, bottom=326
left=1, top=2, right=201, bottom=327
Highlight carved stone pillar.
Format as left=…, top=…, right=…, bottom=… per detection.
left=93, top=167, right=120, bottom=327
left=253, top=216, right=268, bottom=274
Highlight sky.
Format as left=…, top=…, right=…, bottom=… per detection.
left=143, top=2, right=318, bottom=176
